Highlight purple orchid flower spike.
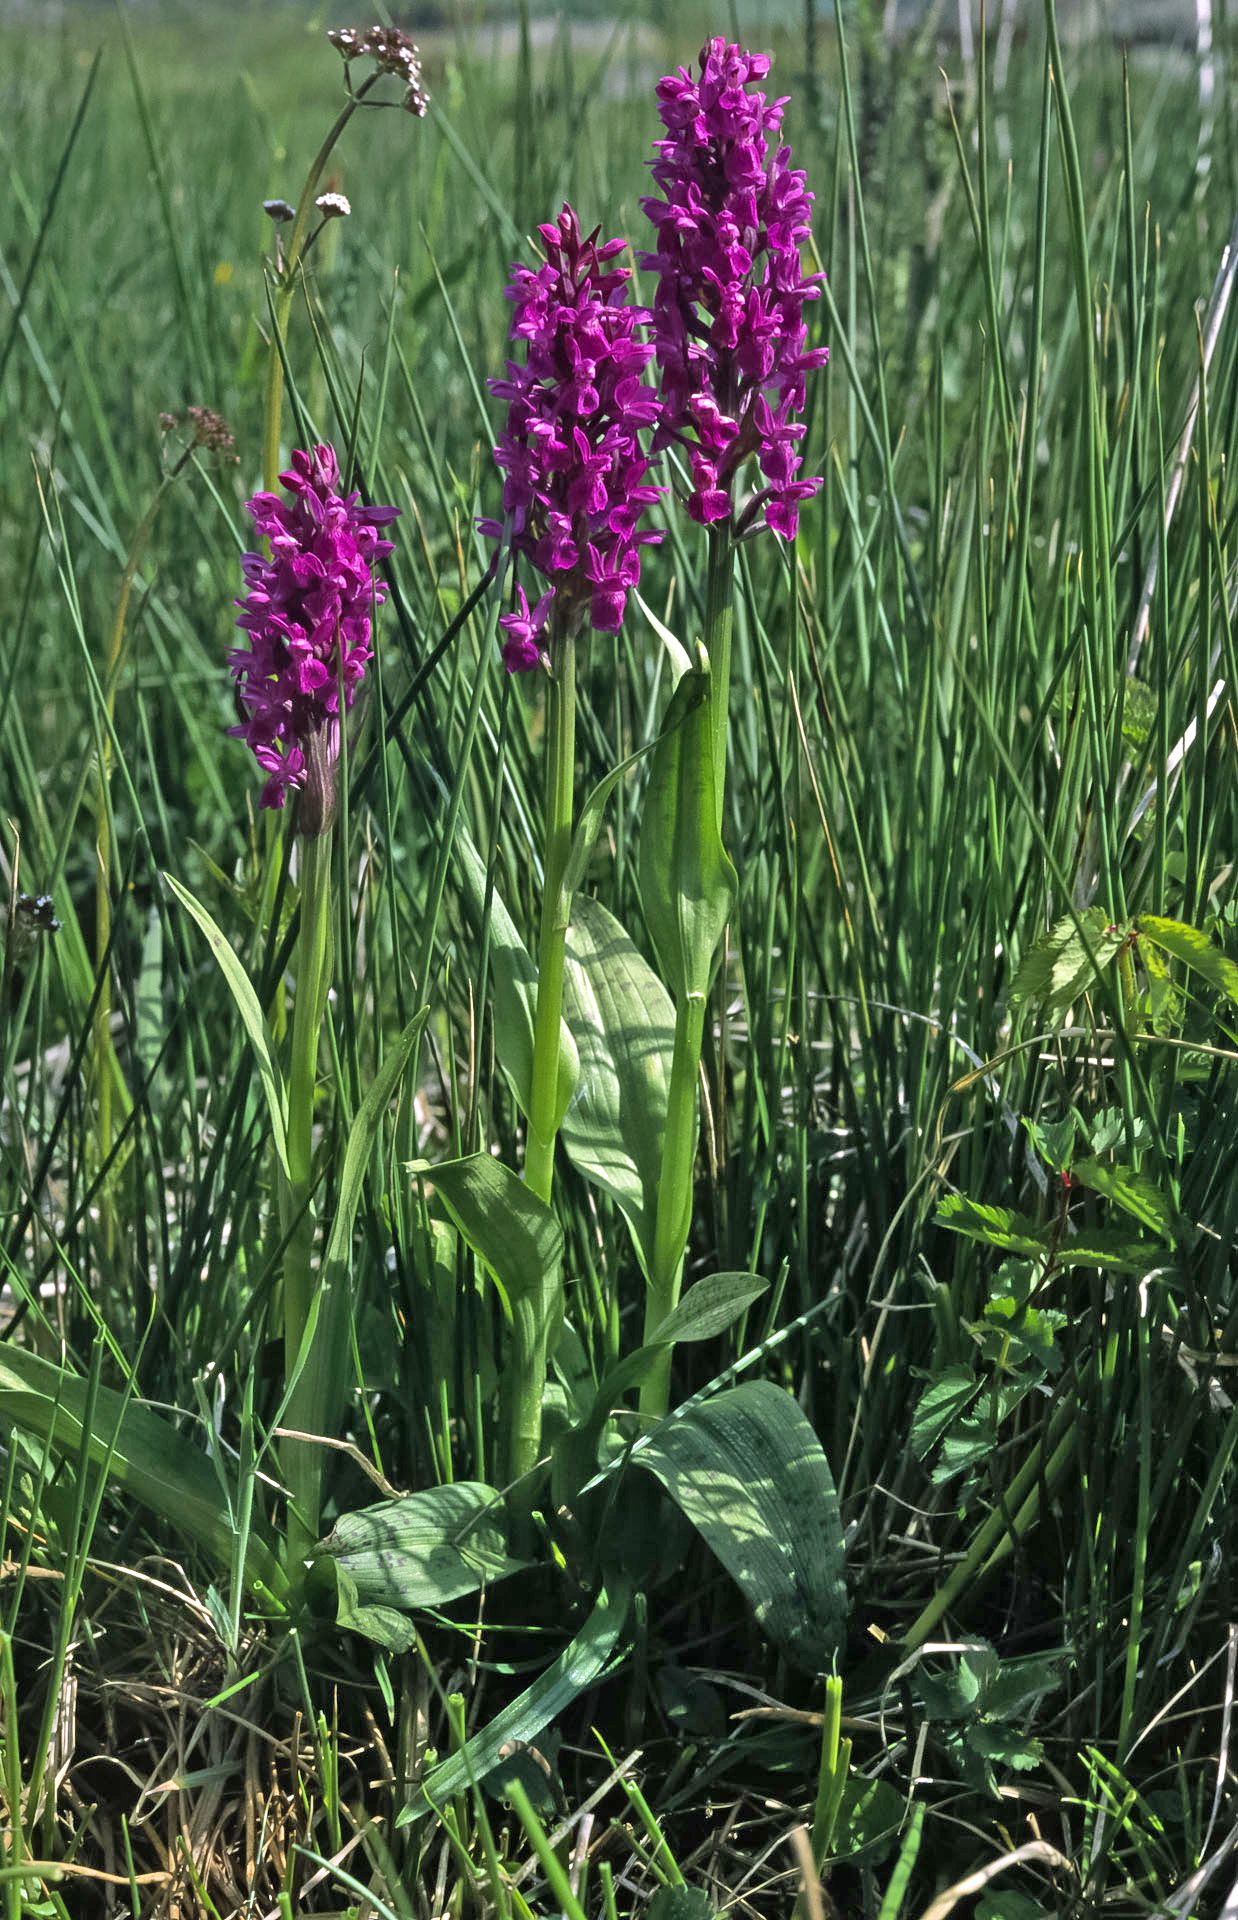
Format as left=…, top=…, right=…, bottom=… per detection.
left=229, top=444, right=398, bottom=827
left=484, top=203, right=664, bottom=670
left=641, top=37, right=828, bottom=541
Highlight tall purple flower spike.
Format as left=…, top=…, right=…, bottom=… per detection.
left=230, top=445, right=398, bottom=815
left=641, top=38, right=828, bottom=540
left=484, top=204, right=664, bottom=673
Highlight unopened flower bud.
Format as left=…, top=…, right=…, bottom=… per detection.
left=263, top=198, right=296, bottom=224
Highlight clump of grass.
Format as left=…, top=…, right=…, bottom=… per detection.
left=2, top=3, right=1237, bottom=1916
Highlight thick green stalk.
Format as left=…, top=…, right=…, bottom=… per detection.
left=639, top=530, right=735, bottom=1418
left=279, top=827, right=334, bottom=1568
left=523, top=626, right=576, bottom=1206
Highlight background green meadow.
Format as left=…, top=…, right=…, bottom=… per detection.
left=2, top=3, right=1237, bottom=1915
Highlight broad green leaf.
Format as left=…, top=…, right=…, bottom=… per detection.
left=552, top=1272, right=770, bottom=1504
left=633, top=1381, right=847, bottom=1670
left=0, top=1346, right=286, bottom=1600
left=639, top=660, right=737, bottom=1003
left=453, top=828, right=579, bottom=1130
left=164, top=872, right=290, bottom=1179
left=403, top=1575, right=632, bottom=1817
left=315, top=1481, right=525, bottom=1610
left=835, top=1776, right=904, bottom=1863
left=652, top=1270, right=769, bottom=1345
left=560, top=895, right=674, bottom=1274
left=1069, top=1158, right=1180, bottom=1242
left=648, top=1891, right=714, bottom=1920
left=1137, top=915, right=1238, bottom=1008
left=321, top=1560, right=419, bottom=1654
left=411, top=1153, right=563, bottom=1314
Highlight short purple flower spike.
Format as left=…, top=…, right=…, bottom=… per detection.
left=229, top=445, right=398, bottom=816
left=484, top=204, right=664, bottom=671
left=641, top=38, right=828, bottom=540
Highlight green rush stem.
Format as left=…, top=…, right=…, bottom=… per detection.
left=523, top=625, right=576, bottom=1207
left=638, top=528, right=735, bottom=1419
left=93, top=461, right=187, bottom=1237
left=279, top=826, right=334, bottom=1570
left=261, top=74, right=379, bottom=494
left=899, top=1342, right=1120, bottom=1654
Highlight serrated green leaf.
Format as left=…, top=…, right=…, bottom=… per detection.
left=937, top=1193, right=1156, bottom=1272
left=164, top=871, right=289, bottom=1178
left=560, top=895, right=673, bottom=1275
left=1141, top=940, right=1183, bottom=1034
left=911, top=1366, right=980, bottom=1460
left=632, top=1381, right=847, bottom=1670
left=936, top=1195, right=1050, bottom=1258
left=1011, top=908, right=1126, bottom=1013
left=1120, top=677, right=1157, bottom=749
left=1069, top=1158, right=1180, bottom=1242
left=1138, top=915, right=1238, bottom=1008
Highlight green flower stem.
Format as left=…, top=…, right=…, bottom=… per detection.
left=639, top=993, right=708, bottom=1418
left=505, top=624, right=575, bottom=1497
left=279, top=826, right=334, bottom=1570
left=704, top=525, right=735, bottom=826
left=639, top=528, right=735, bottom=1418
left=524, top=625, right=576, bottom=1208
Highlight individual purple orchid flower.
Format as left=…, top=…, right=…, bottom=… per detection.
left=499, top=583, right=555, bottom=673
left=229, top=444, right=398, bottom=824
left=640, top=38, right=828, bottom=540
left=484, top=204, right=664, bottom=672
